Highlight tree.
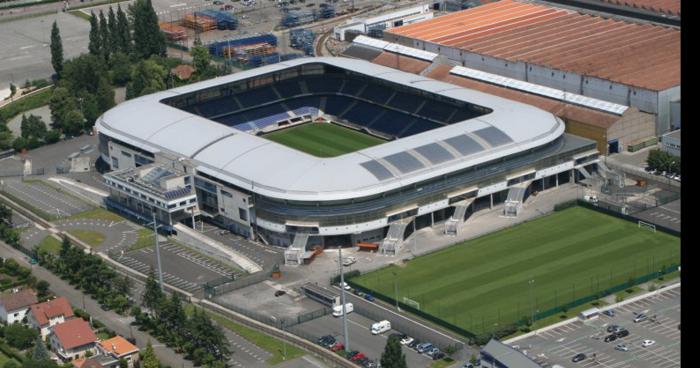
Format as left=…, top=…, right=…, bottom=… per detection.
left=20, top=114, right=47, bottom=141
left=32, top=335, right=50, bottom=361
left=130, top=0, right=166, bottom=59
left=110, top=52, right=132, bottom=86
left=50, top=21, right=64, bottom=78
left=116, top=5, right=131, bottom=54
left=141, top=341, right=160, bottom=368
left=62, top=110, right=85, bottom=137
left=88, top=12, right=101, bottom=56
left=3, top=361, right=19, bottom=368
left=0, top=203, right=11, bottom=225
left=36, top=280, right=50, bottom=299
left=96, top=78, right=116, bottom=114
left=49, top=87, right=77, bottom=130
left=142, top=269, right=164, bottom=315
left=108, top=7, right=119, bottom=53
left=126, top=58, right=167, bottom=99
left=99, top=10, right=111, bottom=61
left=4, top=323, right=39, bottom=349
left=191, top=46, right=212, bottom=78
left=9, top=84, right=16, bottom=100
left=380, top=335, right=407, bottom=368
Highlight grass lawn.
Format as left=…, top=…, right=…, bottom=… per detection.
left=264, top=123, right=385, bottom=157
left=353, top=206, right=680, bottom=336
left=68, top=208, right=125, bottom=222
left=67, top=229, right=106, bottom=247
left=68, top=10, right=92, bottom=21
left=0, top=87, right=52, bottom=122
left=0, top=351, right=19, bottom=367
left=128, top=229, right=155, bottom=251
left=37, top=235, right=62, bottom=254
left=185, top=305, right=305, bottom=365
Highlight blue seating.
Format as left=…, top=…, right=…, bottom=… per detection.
left=236, top=86, right=278, bottom=108
left=285, top=96, right=322, bottom=116
left=274, top=80, right=303, bottom=98
left=447, top=108, right=481, bottom=123
left=305, top=77, right=341, bottom=94
left=340, top=79, right=366, bottom=96
left=387, top=92, right=424, bottom=113
left=197, top=97, right=236, bottom=117
left=360, top=84, right=393, bottom=104
left=400, top=118, right=442, bottom=137
left=417, top=103, right=453, bottom=122
left=323, top=96, right=353, bottom=116
left=369, top=110, right=411, bottom=136
left=342, top=101, right=385, bottom=127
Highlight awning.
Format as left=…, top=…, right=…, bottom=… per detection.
left=357, top=242, right=379, bottom=250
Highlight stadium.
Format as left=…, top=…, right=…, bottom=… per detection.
left=95, top=57, right=599, bottom=257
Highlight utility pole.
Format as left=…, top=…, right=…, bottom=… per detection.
left=152, top=212, right=164, bottom=291
left=338, top=246, right=349, bottom=352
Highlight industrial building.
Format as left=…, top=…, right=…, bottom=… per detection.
left=96, top=57, right=600, bottom=255
left=333, top=4, right=433, bottom=41
left=384, top=0, right=680, bottom=135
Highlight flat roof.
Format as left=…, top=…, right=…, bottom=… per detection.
left=482, top=339, right=543, bottom=368
left=96, top=57, right=564, bottom=202
left=387, top=0, right=679, bottom=91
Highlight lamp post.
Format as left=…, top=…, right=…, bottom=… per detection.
left=150, top=211, right=165, bottom=291
left=270, top=316, right=287, bottom=360
left=529, top=278, right=535, bottom=324
left=392, top=271, right=400, bottom=311
left=338, top=246, right=350, bottom=352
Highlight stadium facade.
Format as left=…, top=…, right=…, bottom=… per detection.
left=96, top=57, right=599, bottom=253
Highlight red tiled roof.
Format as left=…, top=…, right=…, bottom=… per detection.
left=53, top=318, right=97, bottom=350
left=30, top=296, right=74, bottom=326
left=99, top=336, right=139, bottom=357
left=0, top=289, right=38, bottom=312
left=387, top=0, right=680, bottom=91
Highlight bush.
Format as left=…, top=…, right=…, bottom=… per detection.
left=4, top=323, right=38, bottom=350
left=74, top=308, right=91, bottom=321
left=554, top=200, right=577, bottom=211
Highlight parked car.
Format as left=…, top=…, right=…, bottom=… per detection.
left=615, top=329, right=629, bottom=338
left=364, top=293, right=375, bottom=302
left=370, top=320, right=391, bottom=335
left=432, top=352, right=446, bottom=360
left=351, top=352, right=366, bottom=362
left=407, top=339, right=421, bottom=350
left=400, top=336, right=414, bottom=345
left=345, top=350, right=360, bottom=359
left=389, top=333, right=406, bottom=341
left=604, top=334, right=617, bottom=343
left=571, top=353, right=586, bottom=363
left=634, top=314, right=648, bottom=323
left=340, top=282, right=351, bottom=290
left=427, top=347, right=440, bottom=357
left=602, top=309, right=615, bottom=317
left=317, top=335, right=334, bottom=346
left=416, top=343, right=434, bottom=354
left=607, top=325, right=621, bottom=333
left=274, top=290, right=286, bottom=297
left=641, top=340, right=655, bottom=348
left=343, top=256, right=356, bottom=266
left=330, top=342, right=344, bottom=352
left=615, top=344, right=628, bottom=352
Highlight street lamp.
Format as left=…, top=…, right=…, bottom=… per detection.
left=270, top=316, right=287, bottom=360
left=148, top=211, right=165, bottom=291
left=337, top=245, right=350, bottom=352
left=529, top=279, right=535, bottom=324
left=392, top=271, right=400, bottom=311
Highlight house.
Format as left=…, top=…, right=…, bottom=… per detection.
left=0, top=289, right=38, bottom=324
left=50, top=318, right=98, bottom=362
left=98, top=336, right=140, bottom=368
left=72, top=355, right=119, bottom=368
left=28, top=296, right=74, bottom=338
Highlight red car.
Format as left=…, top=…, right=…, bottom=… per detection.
left=351, top=352, right=366, bottom=362
left=330, top=342, right=344, bottom=352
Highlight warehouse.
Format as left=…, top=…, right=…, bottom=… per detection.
left=384, top=0, right=680, bottom=135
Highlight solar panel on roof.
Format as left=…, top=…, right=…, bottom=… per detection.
left=442, top=135, right=483, bottom=156
left=472, top=126, right=513, bottom=147
left=360, top=160, right=394, bottom=181
left=414, top=143, right=455, bottom=164
left=383, top=152, right=424, bottom=174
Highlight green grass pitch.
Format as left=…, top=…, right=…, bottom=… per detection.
left=353, top=206, right=680, bottom=335
left=263, top=123, right=385, bottom=157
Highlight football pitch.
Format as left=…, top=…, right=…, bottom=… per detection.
left=352, top=206, right=680, bottom=335
left=263, top=123, right=385, bottom=157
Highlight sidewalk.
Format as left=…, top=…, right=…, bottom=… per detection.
left=0, top=241, right=195, bottom=368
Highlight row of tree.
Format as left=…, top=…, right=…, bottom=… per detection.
left=0, top=203, right=20, bottom=248
left=133, top=272, right=231, bottom=367
left=646, top=149, right=680, bottom=175
left=36, top=237, right=133, bottom=314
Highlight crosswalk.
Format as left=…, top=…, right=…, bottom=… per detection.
left=115, top=254, right=201, bottom=293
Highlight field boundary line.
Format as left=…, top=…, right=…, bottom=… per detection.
left=504, top=281, right=681, bottom=344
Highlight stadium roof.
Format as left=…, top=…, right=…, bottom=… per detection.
left=96, top=57, right=564, bottom=202
left=387, top=0, right=680, bottom=91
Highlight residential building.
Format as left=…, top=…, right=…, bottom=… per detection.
left=72, top=355, right=119, bottom=368
left=0, top=289, right=38, bottom=324
left=661, top=130, right=681, bottom=157
left=50, top=318, right=98, bottom=362
left=29, top=296, right=75, bottom=338
left=98, top=336, right=140, bottom=368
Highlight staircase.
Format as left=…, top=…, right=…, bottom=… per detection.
left=380, top=219, right=412, bottom=255
left=444, top=199, right=475, bottom=236
left=284, top=233, right=308, bottom=266
left=504, top=181, right=532, bottom=217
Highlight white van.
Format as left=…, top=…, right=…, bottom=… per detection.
left=371, top=320, right=391, bottom=335
left=332, top=303, right=353, bottom=317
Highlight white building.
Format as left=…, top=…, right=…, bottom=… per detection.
left=334, top=4, right=433, bottom=41
left=661, top=130, right=680, bottom=157
left=0, top=289, right=38, bottom=324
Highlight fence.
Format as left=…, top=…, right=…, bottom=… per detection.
left=213, top=295, right=331, bottom=329
left=576, top=200, right=680, bottom=237
left=204, top=269, right=270, bottom=296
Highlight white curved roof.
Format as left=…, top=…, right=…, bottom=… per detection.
left=96, top=57, right=564, bottom=202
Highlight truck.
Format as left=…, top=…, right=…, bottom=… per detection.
left=371, top=320, right=391, bottom=335
left=332, top=303, right=354, bottom=317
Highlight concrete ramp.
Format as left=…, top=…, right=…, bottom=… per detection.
left=174, top=223, right=262, bottom=274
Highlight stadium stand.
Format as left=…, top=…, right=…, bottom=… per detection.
left=360, top=84, right=394, bottom=104
left=387, top=91, right=423, bottom=113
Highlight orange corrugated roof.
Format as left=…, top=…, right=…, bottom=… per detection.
left=387, top=0, right=679, bottom=91
left=99, top=336, right=139, bottom=357
left=597, top=0, right=680, bottom=16
left=371, top=52, right=430, bottom=74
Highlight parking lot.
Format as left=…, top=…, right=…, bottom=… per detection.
left=1, top=178, right=93, bottom=217
left=289, top=311, right=435, bottom=368
left=116, top=241, right=241, bottom=293
left=200, top=222, right=283, bottom=270
left=514, top=285, right=681, bottom=368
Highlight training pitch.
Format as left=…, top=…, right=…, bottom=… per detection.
left=353, top=206, right=680, bottom=335
left=264, top=122, right=385, bottom=157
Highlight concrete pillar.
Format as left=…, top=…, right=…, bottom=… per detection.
left=430, top=212, right=435, bottom=226
left=556, top=173, right=559, bottom=187
left=489, top=194, right=493, bottom=209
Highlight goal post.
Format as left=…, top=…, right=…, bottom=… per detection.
left=638, top=220, right=656, bottom=233
left=402, top=297, right=420, bottom=310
